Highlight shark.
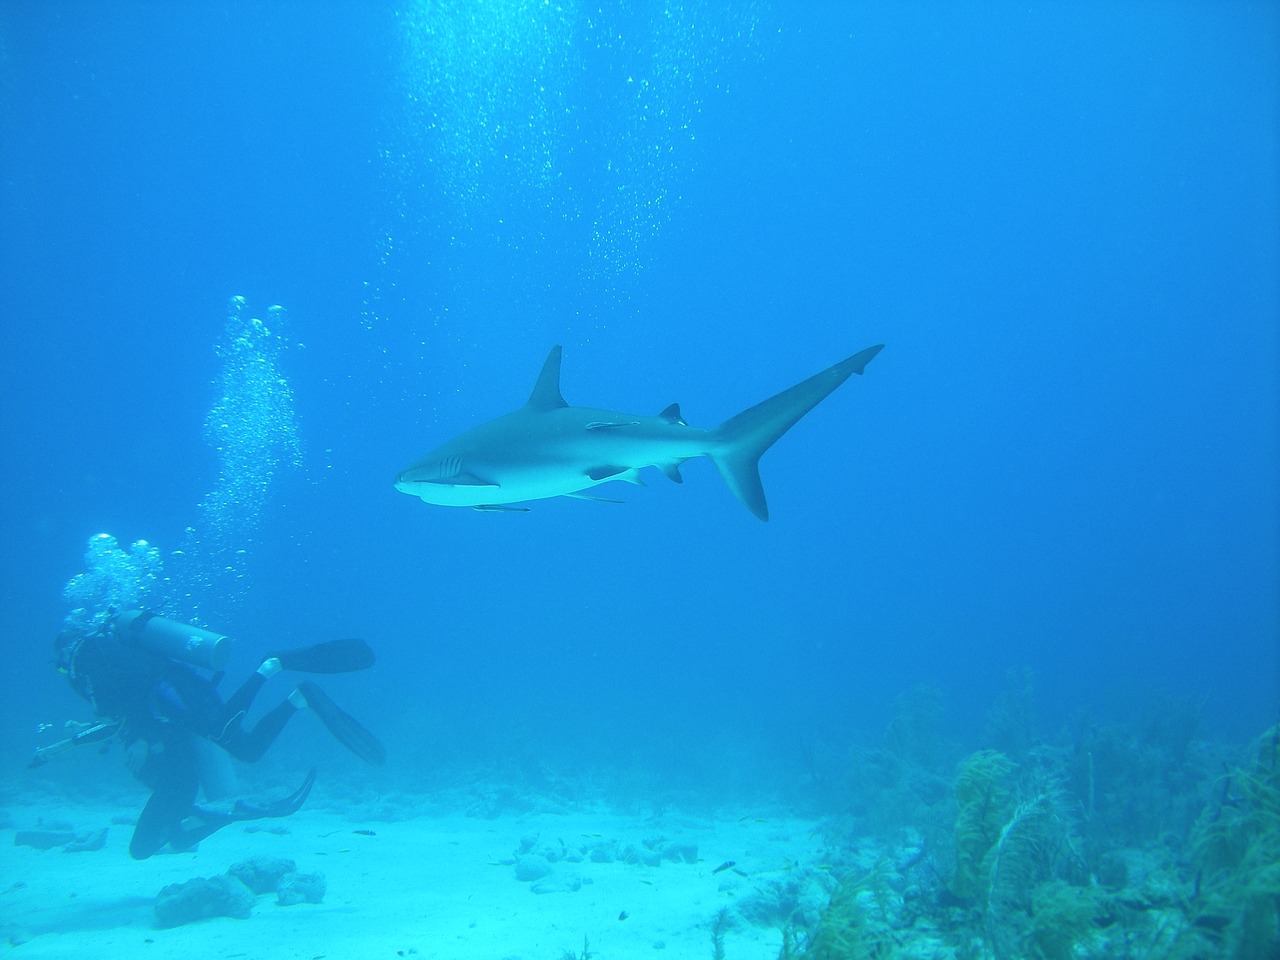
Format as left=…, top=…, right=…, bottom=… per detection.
left=394, top=342, right=884, bottom=520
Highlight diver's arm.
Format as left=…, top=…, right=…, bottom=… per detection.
left=27, top=719, right=124, bottom=768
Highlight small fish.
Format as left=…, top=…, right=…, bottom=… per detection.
left=712, top=861, right=736, bottom=875
left=353, top=829, right=377, bottom=837
left=618, top=911, right=629, bottom=921
left=732, top=867, right=749, bottom=878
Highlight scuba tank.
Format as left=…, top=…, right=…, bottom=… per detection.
left=112, top=610, right=232, bottom=671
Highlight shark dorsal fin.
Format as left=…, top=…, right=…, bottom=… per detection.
left=526, top=345, right=568, bottom=410
left=658, top=403, right=686, bottom=425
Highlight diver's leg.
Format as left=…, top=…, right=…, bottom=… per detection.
left=214, top=659, right=280, bottom=731
left=220, top=696, right=299, bottom=763
left=129, top=743, right=201, bottom=860
left=193, top=736, right=239, bottom=800
left=211, top=659, right=289, bottom=760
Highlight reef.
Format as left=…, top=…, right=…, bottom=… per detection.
left=154, top=857, right=326, bottom=927
left=726, top=679, right=1278, bottom=960
left=154, top=875, right=256, bottom=928
left=226, top=856, right=298, bottom=895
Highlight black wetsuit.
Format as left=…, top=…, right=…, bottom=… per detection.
left=127, top=664, right=299, bottom=859
left=66, top=635, right=302, bottom=859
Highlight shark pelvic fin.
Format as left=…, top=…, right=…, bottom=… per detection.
left=587, top=465, right=645, bottom=485
left=709, top=344, right=884, bottom=521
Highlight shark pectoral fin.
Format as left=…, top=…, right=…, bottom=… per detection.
left=586, top=465, right=645, bottom=486
left=565, top=492, right=625, bottom=504
left=659, top=462, right=684, bottom=484
left=473, top=504, right=530, bottom=512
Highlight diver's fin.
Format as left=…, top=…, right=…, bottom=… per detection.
left=297, top=681, right=386, bottom=766
left=271, top=638, right=376, bottom=674
left=229, top=767, right=317, bottom=821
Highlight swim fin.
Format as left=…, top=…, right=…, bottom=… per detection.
left=297, top=681, right=386, bottom=766
left=270, top=638, right=376, bottom=674
left=230, top=767, right=317, bottom=820
left=182, top=767, right=317, bottom=848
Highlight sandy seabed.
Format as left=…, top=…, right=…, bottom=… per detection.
left=2, top=792, right=825, bottom=960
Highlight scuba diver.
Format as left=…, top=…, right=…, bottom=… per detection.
left=43, top=609, right=386, bottom=860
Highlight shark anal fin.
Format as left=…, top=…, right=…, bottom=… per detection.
left=659, top=462, right=684, bottom=484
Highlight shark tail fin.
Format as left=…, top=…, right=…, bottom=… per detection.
left=708, top=344, right=883, bottom=521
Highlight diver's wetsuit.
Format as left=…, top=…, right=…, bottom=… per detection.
left=61, top=632, right=304, bottom=859
left=58, top=621, right=380, bottom=859
left=149, top=664, right=295, bottom=762
left=128, top=665, right=302, bottom=859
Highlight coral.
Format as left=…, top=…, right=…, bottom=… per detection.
left=711, top=907, right=731, bottom=960
left=884, top=685, right=947, bottom=769
left=983, top=779, right=1093, bottom=960
left=983, top=668, right=1037, bottom=760
left=1025, top=879, right=1101, bottom=960
left=949, top=750, right=1017, bottom=903
left=226, top=856, right=297, bottom=895
left=1177, top=724, right=1280, bottom=959
left=793, top=862, right=901, bottom=960
left=154, top=874, right=255, bottom=928
left=276, top=871, right=327, bottom=906
left=735, top=866, right=833, bottom=930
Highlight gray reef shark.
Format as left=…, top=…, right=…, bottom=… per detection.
left=394, top=343, right=884, bottom=520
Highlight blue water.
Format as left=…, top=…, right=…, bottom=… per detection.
left=1, top=0, right=1277, bottom=801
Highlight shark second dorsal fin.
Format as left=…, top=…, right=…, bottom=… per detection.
left=526, top=345, right=568, bottom=410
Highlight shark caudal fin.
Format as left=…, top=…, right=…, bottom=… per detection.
left=708, top=344, right=883, bottom=521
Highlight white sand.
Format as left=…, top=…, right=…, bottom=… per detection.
left=3, top=794, right=828, bottom=959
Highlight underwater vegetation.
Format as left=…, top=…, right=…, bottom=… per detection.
left=1170, top=723, right=1280, bottom=959
left=778, top=861, right=903, bottom=960
left=765, top=683, right=1278, bottom=960
left=949, top=749, right=1018, bottom=904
